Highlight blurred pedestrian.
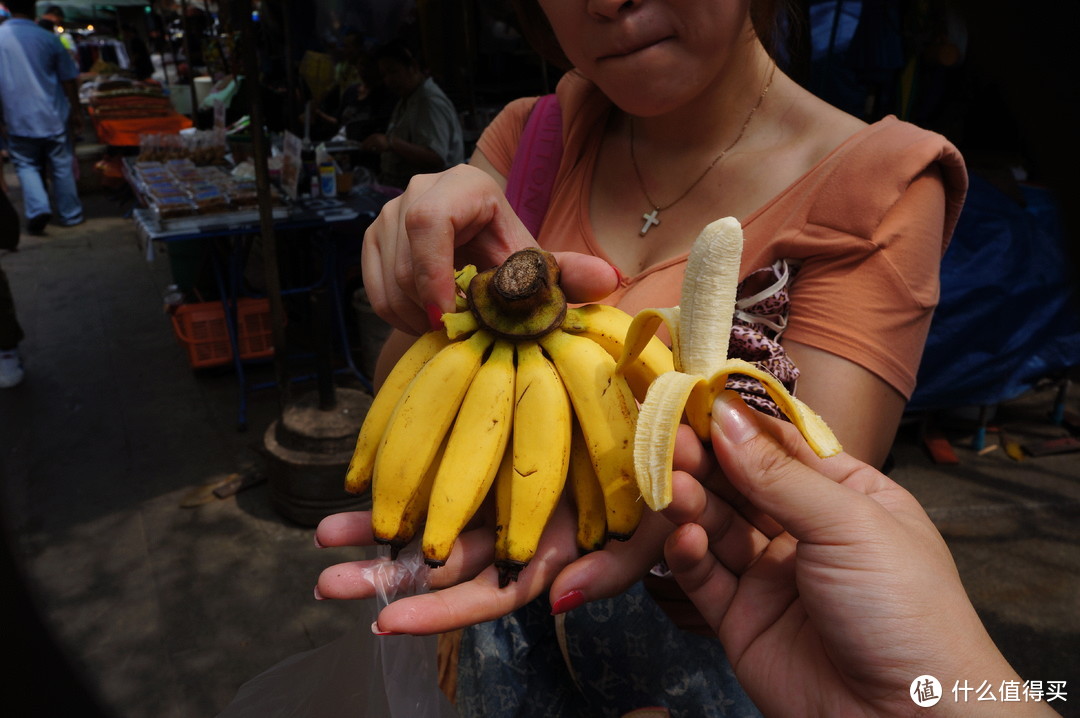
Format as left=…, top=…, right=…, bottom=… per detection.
left=0, top=165, right=24, bottom=388
left=0, top=0, right=84, bottom=235
left=359, top=40, right=464, bottom=189
left=37, top=5, right=76, bottom=65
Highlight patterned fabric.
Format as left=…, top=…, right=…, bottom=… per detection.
left=726, top=260, right=799, bottom=418
left=456, top=583, right=762, bottom=718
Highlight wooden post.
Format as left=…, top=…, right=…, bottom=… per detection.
left=240, top=0, right=290, bottom=409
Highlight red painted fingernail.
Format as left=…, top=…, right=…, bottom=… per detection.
left=551, top=590, right=586, bottom=615
left=425, top=303, right=445, bottom=332
left=371, top=621, right=402, bottom=636
left=612, top=264, right=624, bottom=286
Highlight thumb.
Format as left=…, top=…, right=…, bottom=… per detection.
left=551, top=251, right=621, bottom=304
left=709, top=391, right=877, bottom=545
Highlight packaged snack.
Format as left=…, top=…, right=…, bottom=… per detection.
left=153, top=194, right=197, bottom=219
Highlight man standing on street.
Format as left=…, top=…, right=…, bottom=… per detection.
left=0, top=0, right=83, bottom=234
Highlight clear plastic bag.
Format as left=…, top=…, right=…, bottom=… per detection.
left=216, top=544, right=457, bottom=718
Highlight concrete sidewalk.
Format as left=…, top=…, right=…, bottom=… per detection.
left=2, top=158, right=1078, bottom=717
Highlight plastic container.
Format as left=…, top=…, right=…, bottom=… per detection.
left=319, top=160, right=336, bottom=197
left=170, top=298, right=275, bottom=369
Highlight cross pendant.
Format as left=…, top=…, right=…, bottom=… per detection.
left=640, top=208, right=660, bottom=236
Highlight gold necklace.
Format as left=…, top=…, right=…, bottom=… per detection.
left=630, top=63, right=777, bottom=236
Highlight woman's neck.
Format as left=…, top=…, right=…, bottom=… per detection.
left=629, top=37, right=777, bottom=155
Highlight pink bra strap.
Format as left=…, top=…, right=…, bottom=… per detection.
left=504, top=94, right=563, bottom=237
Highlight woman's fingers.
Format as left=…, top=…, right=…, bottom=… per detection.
left=361, top=210, right=428, bottom=335
left=373, top=566, right=528, bottom=635
left=362, top=165, right=620, bottom=335
left=661, top=469, right=800, bottom=657
left=548, top=507, right=673, bottom=607
left=661, top=471, right=771, bottom=576
left=375, top=506, right=582, bottom=634
left=662, top=522, right=738, bottom=633
left=315, top=510, right=374, bottom=548
left=549, top=251, right=621, bottom=303
left=709, top=391, right=888, bottom=545
left=402, top=170, right=520, bottom=314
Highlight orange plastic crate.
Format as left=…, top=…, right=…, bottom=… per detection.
left=170, top=298, right=275, bottom=369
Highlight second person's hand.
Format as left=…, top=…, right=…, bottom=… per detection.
left=659, top=391, right=1036, bottom=717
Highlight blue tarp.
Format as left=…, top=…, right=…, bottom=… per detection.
left=907, top=174, right=1080, bottom=412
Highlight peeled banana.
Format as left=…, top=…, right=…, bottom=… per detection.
left=622, top=217, right=842, bottom=511
left=351, top=248, right=662, bottom=583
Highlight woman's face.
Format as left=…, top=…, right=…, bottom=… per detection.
left=538, top=0, right=754, bottom=115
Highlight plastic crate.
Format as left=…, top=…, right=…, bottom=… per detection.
left=170, top=298, right=274, bottom=369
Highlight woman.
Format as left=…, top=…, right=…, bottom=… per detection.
left=317, top=0, right=967, bottom=714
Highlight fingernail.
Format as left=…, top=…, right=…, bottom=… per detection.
left=314, top=586, right=325, bottom=600
left=314, top=534, right=325, bottom=548
left=713, top=391, right=759, bottom=444
left=371, top=621, right=401, bottom=636
left=425, top=303, right=445, bottom=332
left=550, top=589, right=585, bottom=615
left=611, top=264, right=625, bottom=286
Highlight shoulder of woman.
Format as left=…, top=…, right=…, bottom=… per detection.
left=808, top=116, right=967, bottom=240
left=474, top=96, right=542, bottom=177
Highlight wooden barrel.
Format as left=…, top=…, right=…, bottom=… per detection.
left=264, top=387, right=372, bottom=526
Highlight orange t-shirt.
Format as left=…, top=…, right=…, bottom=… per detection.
left=476, top=71, right=968, bottom=399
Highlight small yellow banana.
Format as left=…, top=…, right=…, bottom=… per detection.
left=422, top=340, right=516, bottom=567
left=562, top=303, right=674, bottom=402
left=494, top=341, right=572, bottom=585
left=371, top=329, right=494, bottom=549
left=540, top=328, right=643, bottom=540
left=493, top=444, right=515, bottom=567
left=621, top=217, right=842, bottom=511
left=567, top=417, right=607, bottom=554
left=344, top=330, right=452, bottom=494
left=373, top=434, right=446, bottom=559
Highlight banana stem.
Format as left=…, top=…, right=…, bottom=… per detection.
left=468, top=249, right=568, bottom=339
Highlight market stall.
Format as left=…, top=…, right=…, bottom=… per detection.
left=86, top=74, right=194, bottom=146
left=124, top=144, right=394, bottom=429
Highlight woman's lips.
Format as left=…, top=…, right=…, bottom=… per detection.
left=600, top=35, right=672, bottom=60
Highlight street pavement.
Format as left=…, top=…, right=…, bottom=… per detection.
left=1, top=155, right=1077, bottom=717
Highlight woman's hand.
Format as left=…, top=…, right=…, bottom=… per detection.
left=314, top=492, right=674, bottom=634
left=660, top=391, right=1036, bottom=717
left=360, top=162, right=619, bottom=335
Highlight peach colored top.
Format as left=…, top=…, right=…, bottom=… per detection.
left=477, top=71, right=968, bottom=399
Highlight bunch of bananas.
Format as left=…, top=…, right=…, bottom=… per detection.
left=345, top=248, right=673, bottom=586
left=347, top=218, right=842, bottom=588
